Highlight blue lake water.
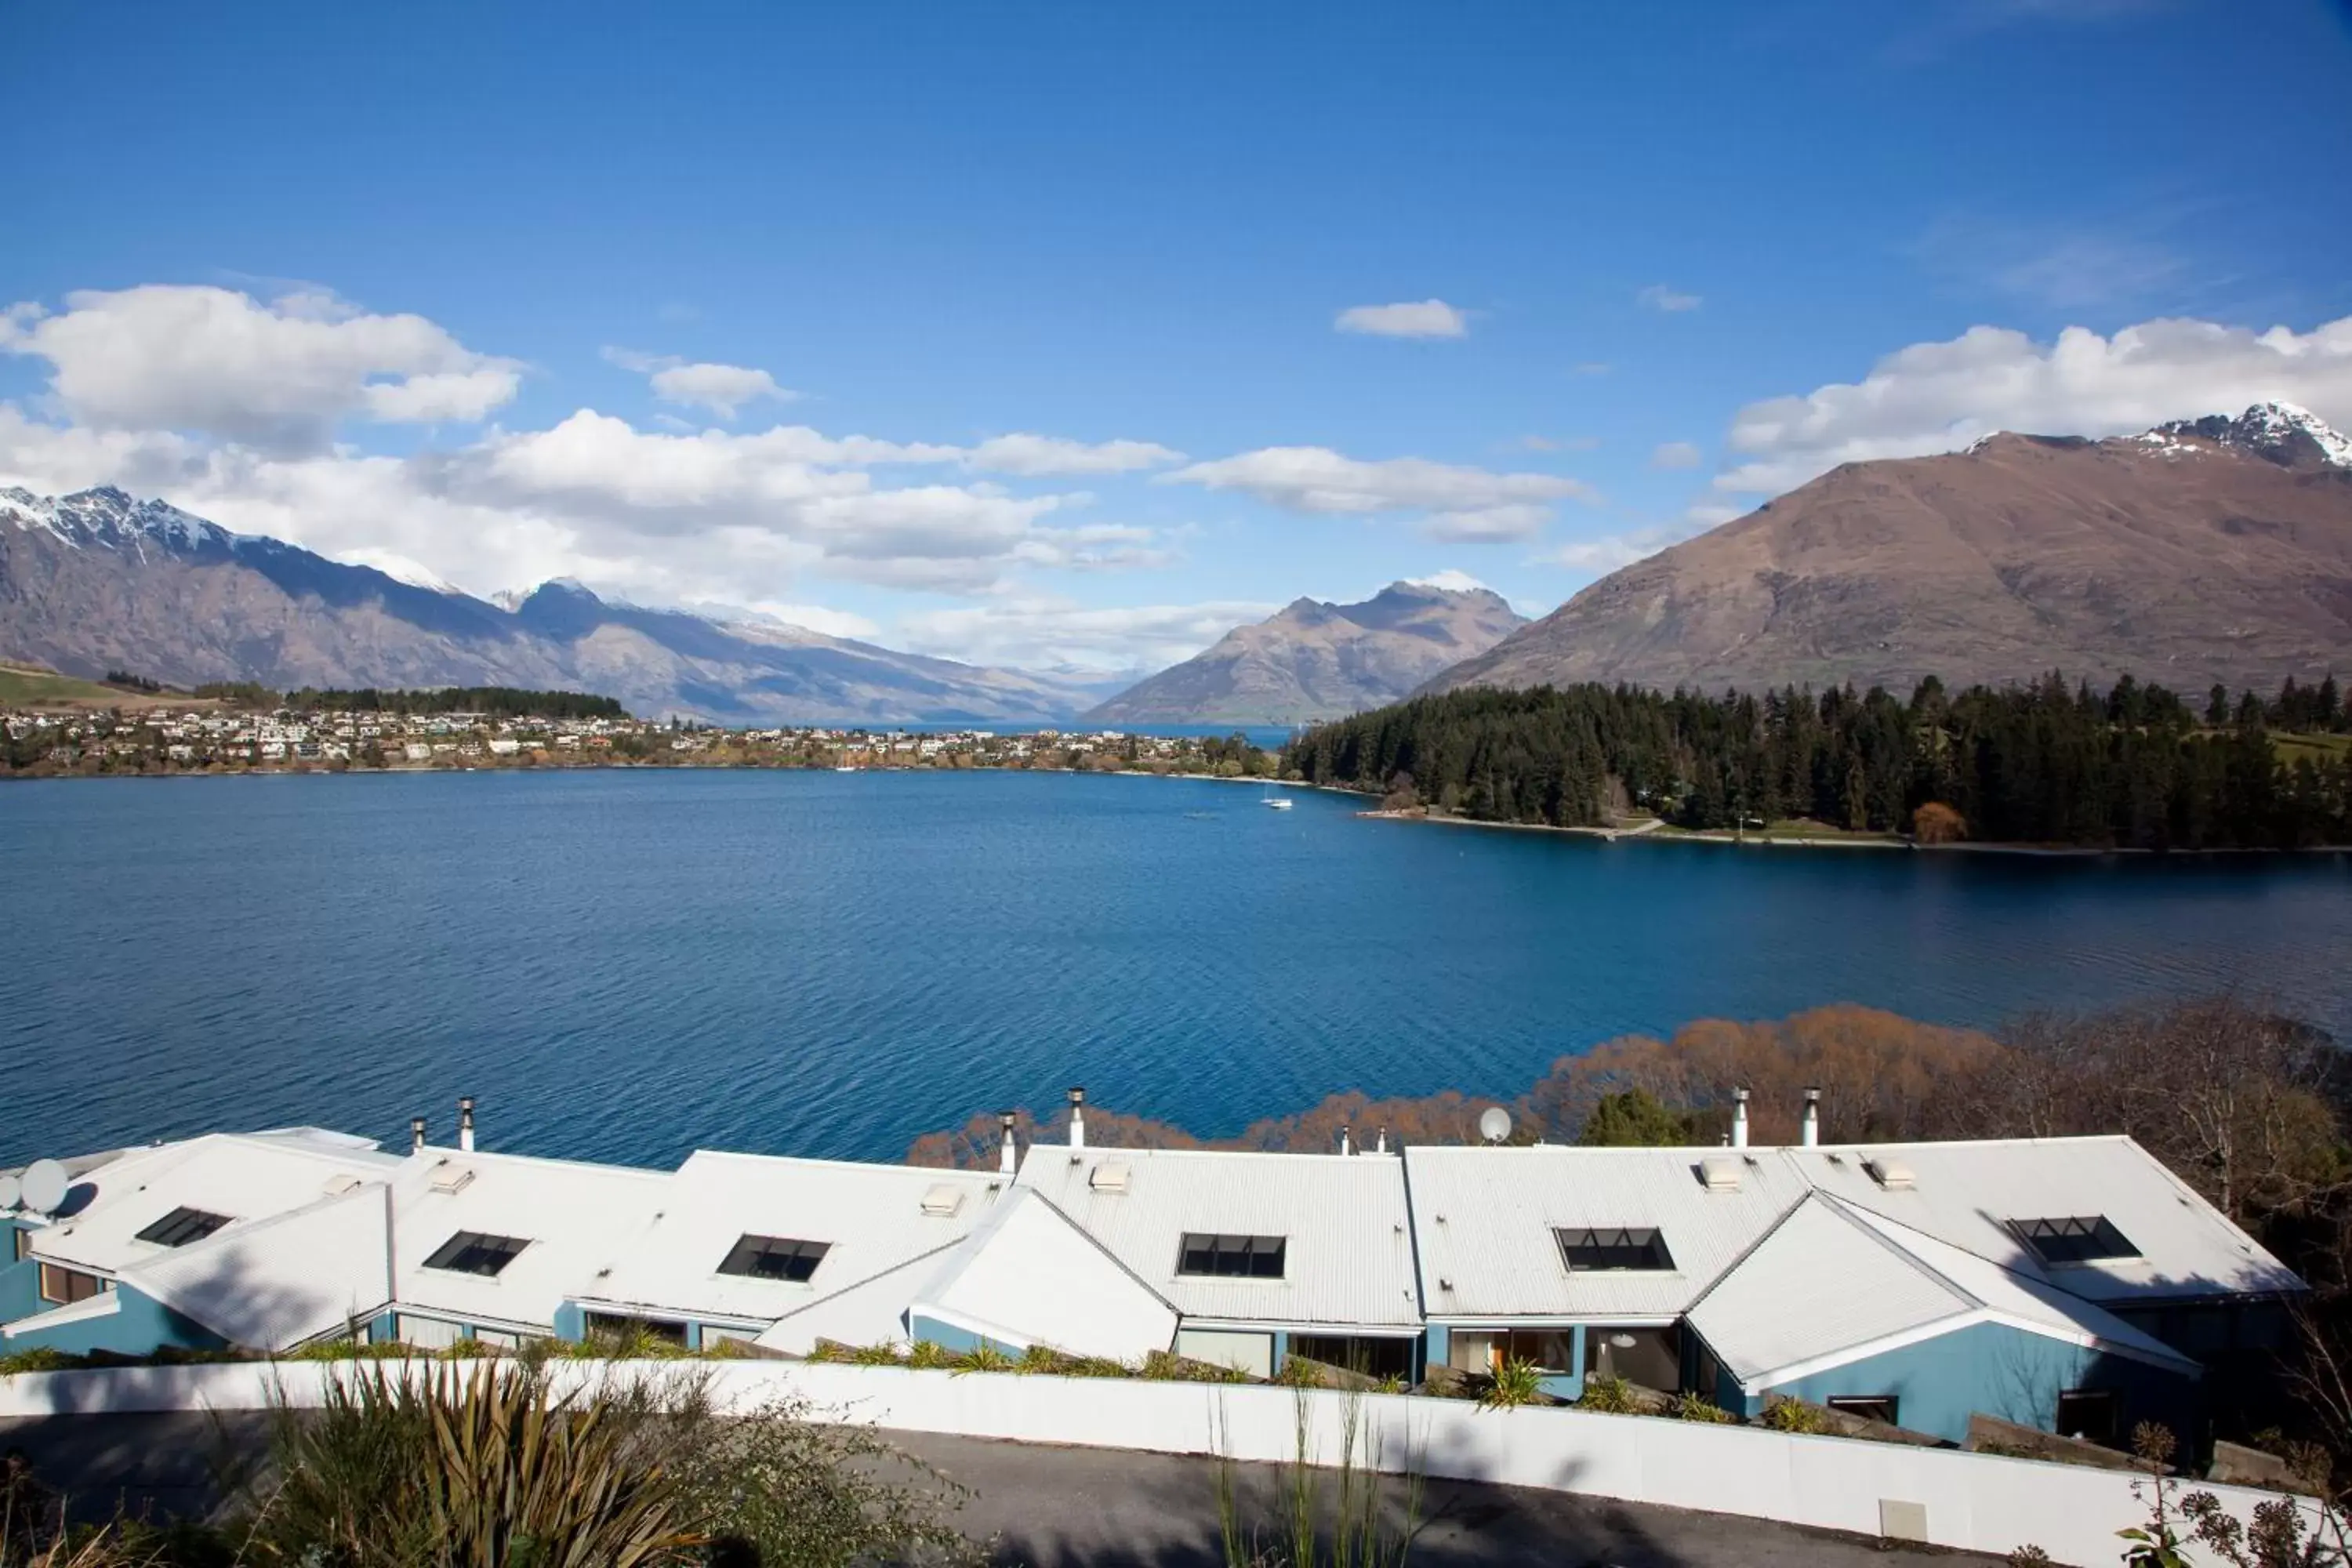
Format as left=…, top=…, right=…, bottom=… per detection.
left=3, top=769, right=2348, bottom=1170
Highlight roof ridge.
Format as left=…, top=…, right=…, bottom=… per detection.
left=1810, top=1192, right=1983, bottom=1312
left=1680, top=1188, right=1824, bottom=1315
left=1021, top=1186, right=1183, bottom=1314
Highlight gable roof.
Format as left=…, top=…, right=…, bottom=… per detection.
left=1016, top=1146, right=1421, bottom=1330
left=1686, top=1193, right=2198, bottom=1394
left=578, top=1150, right=1007, bottom=1327
left=909, top=1185, right=1179, bottom=1359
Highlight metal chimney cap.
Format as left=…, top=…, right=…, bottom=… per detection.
left=459, top=1096, right=475, bottom=1111
left=998, top=1109, right=1018, bottom=1126
left=1803, top=1087, right=1822, bottom=1102
left=1067, top=1086, right=1086, bottom=1105
left=1733, top=1087, right=1751, bottom=1103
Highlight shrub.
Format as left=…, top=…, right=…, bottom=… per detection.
left=1018, top=1343, right=1066, bottom=1375
left=1274, top=1356, right=1325, bottom=1389
left=1479, top=1358, right=1545, bottom=1410
left=1912, top=800, right=1968, bottom=844
left=1759, top=1395, right=1829, bottom=1433
left=1672, top=1390, right=1734, bottom=1423
left=1574, top=1373, right=1638, bottom=1414
left=1065, top=1356, right=1134, bottom=1379
left=949, top=1341, right=1015, bottom=1374
left=905, top=1340, right=953, bottom=1370
left=0, top=1347, right=83, bottom=1376
left=848, top=1341, right=906, bottom=1367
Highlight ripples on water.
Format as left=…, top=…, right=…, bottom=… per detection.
left=3, top=769, right=2347, bottom=1168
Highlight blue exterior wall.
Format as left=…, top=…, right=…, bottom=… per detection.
left=1421, top=1323, right=1448, bottom=1382
left=0, top=1258, right=46, bottom=1328
left=1, top=1283, right=226, bottom=1359
left=1730, top=1320, right=2197, bottom=1445
left=551, top=1302, right=586, bottom=1341
left=909, top=1314, right=1006, bottom=1354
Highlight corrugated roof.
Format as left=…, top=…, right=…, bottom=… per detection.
left=1017, top=1146, right=1420, bottom=1330
left=579, top=1151, right=1007, bottom=1327
left=122, top=1185, right=393, bottom=1349
left=1799, top=1137, right=2302, bottom=1305
left=1686, top=1196, right=1969, bottom=1385
left=23, top=1133, right=401, bottom=1279
left=910, top=1186, right=1179, bottom=1359
left=390, top=1146, right=668, bottom=1334
left=1403, top=1144, right=1814, bottom=1321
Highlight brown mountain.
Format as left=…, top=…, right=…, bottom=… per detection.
left=1087, top=581, right=1526, bottom=725
left=0, top=487, right=1111, bottom=724
left=1426, top=402, right=2352, bottom=699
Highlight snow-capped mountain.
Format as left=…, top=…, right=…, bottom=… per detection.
left=1425, top=403, right=2352, bottom=699
left=2134, top=401, right=2352, bottom=470
left=0, top=486, right=1114, bottom=723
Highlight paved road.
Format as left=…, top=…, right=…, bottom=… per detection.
left=2, top=1413, right=1995, bottom=1567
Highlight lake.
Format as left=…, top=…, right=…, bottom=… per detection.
left=3, top=768, right=2348, bottom=1170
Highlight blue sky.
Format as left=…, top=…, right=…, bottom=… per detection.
left=5, top=0, right=2350, bottom=671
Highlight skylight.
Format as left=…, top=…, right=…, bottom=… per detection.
left=2011, top=1215, right=2141, bottom=1266
left=135, top=1207, right=232, bottom=1247
left=1177, top=1232, right=1286, bottom=1279
left=422, top=1230, right=530, bottom=1277
left=1555, top=1226, right=1675, bottom=1272
left=717, top=1234, right=830, bottom=1283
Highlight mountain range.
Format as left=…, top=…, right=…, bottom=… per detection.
left=0, top=488, right=1116, bottom=724
left=5, top=402, right=2348, bottom=726
left=1428, top=401, right=2352, bottom=701
left=1082, top=582, right=1526, bottom=725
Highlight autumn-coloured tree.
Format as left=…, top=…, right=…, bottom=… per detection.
left=1912, top=800, right=1967, bottom=843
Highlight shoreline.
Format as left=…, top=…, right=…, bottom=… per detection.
left=1347, top=804, right=2352, bottom=859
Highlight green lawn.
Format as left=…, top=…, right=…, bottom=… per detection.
left=2274, top=731, right=2352, bottom=765
left=0, top=663, right=165, bottom=706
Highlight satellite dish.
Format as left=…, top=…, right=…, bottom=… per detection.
left=0, top=1174, right=18, bottom=1210
left=1477, top=1107, right=1512, bottom=1145
left=19, top=1160, right=68, bottom=1215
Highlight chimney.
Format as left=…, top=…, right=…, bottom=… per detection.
left=409, top=1116, right=427, bottom=1154
left=1800, top=1088, right=1821, bottom=1149
left=998, top=1111, right=1018, bottom=1175
left=1730, top=1088, right=1750, bottom=1149
left=458, top=1096, right=476, bottom=1154
left=1067, top=1087, right=1087, bottom=1149
left=1375, top=1127, right=1389, bottom=1155
left=1338, top=1125, right=1352, bottom=1157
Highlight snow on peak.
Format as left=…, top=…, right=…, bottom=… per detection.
left=2, top=485, right=237, bottom=552
left=2143, top=402, right=2352, bottom=469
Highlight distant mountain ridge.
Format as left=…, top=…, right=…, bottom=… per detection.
left=1424, top=402, right=2352, bottom=701
left=1087, top=581, right=1526, bottom=724
left=0, top=487, right=1107, bottom=723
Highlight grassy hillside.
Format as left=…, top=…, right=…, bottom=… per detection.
left=0, top=661, right=193, bottom=708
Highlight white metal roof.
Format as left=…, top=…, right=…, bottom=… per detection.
left=910, top=1186, right=1179, bottom=1359
left=1403, top=1144, right=1816, bottom=1322
left=21, top=1132, right=401, bottom=1279
left=120, top=1185, right=394, bottom=1349
left=390, top=1146, right=669, bottom=1334
left=1685, top=1195, right=1969, bottom=1386
left=1014, top=1146, right=1421, bottom=1331
left=577, top=1151, right=1007, bottom=1327
left=1403, top=1136, right=2299, bottom=1324
left=1797, top=1137, right=2301, bottom=1304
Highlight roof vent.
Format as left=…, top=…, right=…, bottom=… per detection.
left=1865, top=1156, right=1916, bottom=1192
left=322, top=1174, right=363, bottom=1197
left=1088, top=1161, right=1131, bottom=1193
left=429, top=1165, right=475, bottom=1195
left=1698, top=1156, right=1743, bottom=1192
left=920, top=1183, right=966, bottom=1217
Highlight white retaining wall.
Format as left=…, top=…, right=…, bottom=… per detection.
left=0, top=1359, right=2314, bottom=1567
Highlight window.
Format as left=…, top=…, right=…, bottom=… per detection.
left=1177, top=1233, right=1287, bottom=1279
left=135, top=1207, right=233, bottom=1247
left=2011, top=1215, right=2141, bottom=1266
left=1289, top=1334, right=1414, bottom=1381
left=2056, top=1388, right=2119, bottom=1446
left=1555, top=1227, right=1675, bottom=1272
left=38, top=1263, right=108, bottom=1306
left=1828, top=1395, right=1900, bottom=1426
left=422, top=1231, right=530, bottom=1277
left=717, top=1234, right=830, bottom=1283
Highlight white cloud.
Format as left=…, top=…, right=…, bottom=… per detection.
left=1570, top=361, right=1612, bottom=376
left=1423, top=503, right=1552, bottom=543
left=1334, top=299, right=1469, bottom=339
left=1163, top=447, right=1594, bottom=529
left=1717, top=312, right=2352, bottom=495
left=1405, top=569, right=1491, bottom=593
left=1535, top=523, right=1705, bottom=574
left=896, top=596, right=1279, bottom=673
left=967, top=434, right=1184, bottom=475
left=723, top=601, right=884, bottom=641
left=1650, top=441, right=1703, bottom=470
left=0, top=285, right=519, bottom=452
left=601, top=347, right=797, bottom=419
left=1637, top=285, right=1702, bottom=313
